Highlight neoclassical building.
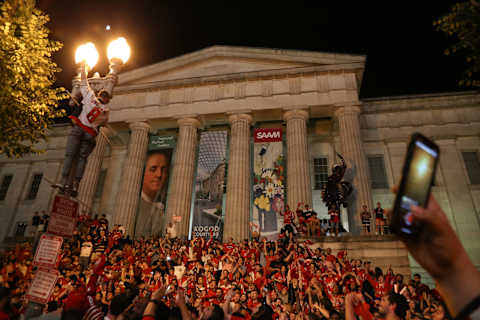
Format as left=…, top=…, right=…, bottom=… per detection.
left=1, top=46, right=480, bottom=271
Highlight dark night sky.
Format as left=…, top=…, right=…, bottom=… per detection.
left=39, top=0, right=469, bottom=98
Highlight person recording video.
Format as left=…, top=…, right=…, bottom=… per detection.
left=346, top=133, right=480, bottom=320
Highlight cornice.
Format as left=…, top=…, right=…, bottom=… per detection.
left=361, top=91, right=480, bottom=114
left=114, top=63, right=364, bottom=95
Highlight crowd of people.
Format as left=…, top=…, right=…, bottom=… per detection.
left=279, top=202, right=389, bottom=239
left=0, top=211, right=452, bottom=320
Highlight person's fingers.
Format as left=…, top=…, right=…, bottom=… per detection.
left=426, top=193, right=442, bottom=212
left=410, top=205, right=430, bottom=223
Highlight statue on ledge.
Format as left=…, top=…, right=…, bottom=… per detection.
left=321, top=153, right=353, bottom=210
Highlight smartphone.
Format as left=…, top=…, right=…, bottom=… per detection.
left=390, top=132, right=440, bottom=237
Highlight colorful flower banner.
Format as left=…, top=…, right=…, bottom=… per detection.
left=252, top=128, right=285, bottom=238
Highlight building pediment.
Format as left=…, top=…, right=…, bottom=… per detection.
left=117, top=45, right=366, bottom=88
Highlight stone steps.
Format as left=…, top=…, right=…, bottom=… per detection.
left=0, top=236, right=35, bottom=252
left=300, top=235, right=411, bottom=278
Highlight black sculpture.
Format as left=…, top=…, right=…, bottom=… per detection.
left=321, top=153, right=353, bottom=210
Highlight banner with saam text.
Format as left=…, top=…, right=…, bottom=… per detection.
left=252, top=128, right=285, bottom=239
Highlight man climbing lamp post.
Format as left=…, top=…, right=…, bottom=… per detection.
left=56, top=38, right=130, bottom=197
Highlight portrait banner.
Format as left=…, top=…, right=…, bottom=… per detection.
left=135, top=135, right=175, bottom=238
left=252, top=128, right=285, bottom=239
left=191, top=131, right=227, bottom=239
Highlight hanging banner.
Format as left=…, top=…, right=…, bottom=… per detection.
left=135, top=135, right=175, bottom=238
left=253, top=128, right=285, bottom=239
left=191, top=131, right=227, bottom=239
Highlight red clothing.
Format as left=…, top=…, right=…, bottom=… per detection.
left=247, top=299, right=261, bottom=310
left=254, top=275, right=266, bottom=291
left=322, top=274, right=340, bottom=294
left=326, top=254, right=336, bottom=263
left=0, top=311, right=9, bottom=320
left=375, top=282, right=389, bottom=298
left=329, top=210, right=340, bottom=223
left=354, top=302, right=374, bottom=320
left=281, top=209, right=295, bottom=225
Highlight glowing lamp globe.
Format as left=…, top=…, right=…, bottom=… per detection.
left=107, top=37, right=130, bottom=64
left=75, top=42, right=99, bottom=70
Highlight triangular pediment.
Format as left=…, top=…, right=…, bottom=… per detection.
left=118, top=45, right=366, bottom=86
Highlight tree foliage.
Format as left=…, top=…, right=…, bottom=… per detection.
left=0, top=0, right=68, bottom=158
left=434, top=0, right=480, bottom=87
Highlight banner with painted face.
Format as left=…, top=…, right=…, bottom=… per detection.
left=135, top=135, right=175, bottom=238
left=252, top=128, right=285, bottom=239
left=191, top=131, right=228, bottom=239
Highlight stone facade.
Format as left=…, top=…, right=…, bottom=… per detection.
left=0, top=46, right=479, bottom=282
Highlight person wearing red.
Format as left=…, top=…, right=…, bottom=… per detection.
left=328, top=205, right=340, bottom=237
left=295, top=202, right=305, bottom=234
left=273, top=265, right=288, bottom=291
left=58, top=62, right=110, bottom=196
left=325, top=248, right=336, bottom=263
left=247, top=290, right=261, bottom=310
left=280, top=204, right=296, bottom=236
left=63, top=255, right=106, bottom=320
left=373, top=275, right=390, bottom=300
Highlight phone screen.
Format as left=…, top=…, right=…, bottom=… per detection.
left=395, top=138, right=439, bottom=235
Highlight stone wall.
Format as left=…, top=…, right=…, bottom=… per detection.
left=311, top=235, right=412, bottom=281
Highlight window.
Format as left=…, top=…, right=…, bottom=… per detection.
left=367, top=156, right=389, bottom=189
left=0, top=175, right=13, bottom=201
left=95, top=169, right=108, bottom=198
left=462, top=152, right=480, bottom=185
left=26, top=173, right=43, bottom=200
left=313, top=158, right=329, bottom=190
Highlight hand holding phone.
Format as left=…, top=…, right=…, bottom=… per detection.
left=390, top=133, right=439, bottom=237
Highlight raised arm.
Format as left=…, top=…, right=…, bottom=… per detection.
left=79, top=62, right=95, bottom=101
left=80, top=62, right=88, bottom=83
left=388, top=192, right=480, bottom=318
left=176, top=289, right=192, bottom=320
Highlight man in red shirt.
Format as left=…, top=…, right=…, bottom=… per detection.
left=280, top=205, right=296, bottom=236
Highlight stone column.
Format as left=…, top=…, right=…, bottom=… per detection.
left=224, top=113, right=253, bottom=241
left=165, top=117, right=200, bottom=239
left=283, top=109, right=312, bottom=210
left=335, top=105, right=372, bottom=235
left=113, top=122, right=150, bottom=235
left=77, top=127, right=110, bottom=214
